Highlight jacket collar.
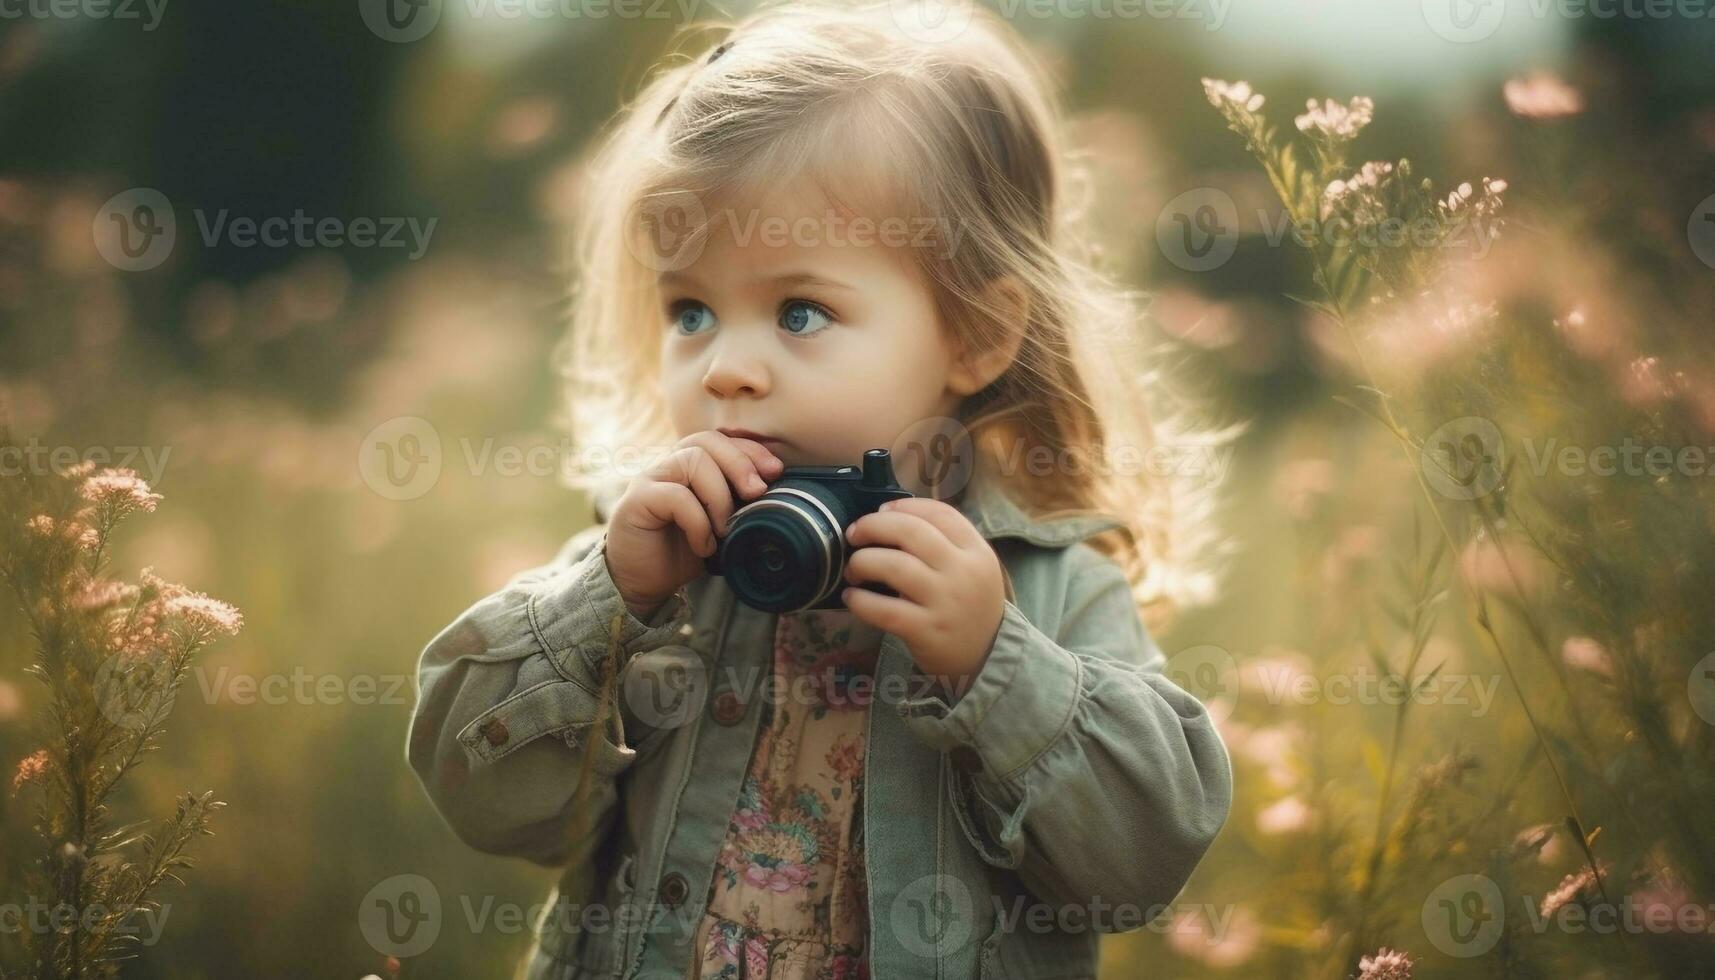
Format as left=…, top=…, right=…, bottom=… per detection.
left=590, top=464, right=1126, bottom=548
left=949, top=466, right=1127, bottom=548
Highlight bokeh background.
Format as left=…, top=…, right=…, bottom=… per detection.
left=3, top=1, right=1715, bottom=977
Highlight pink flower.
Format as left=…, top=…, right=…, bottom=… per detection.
left=826, top=733, right=864, bottom=783
left=1504, top=71, right=1584, bottom=119
left=61, top=460, right=99, bottom=481
left=1561, top=637, right=1613, bottom=677
left=78, top=467, right=162, bottom=516
left=1256, top=795, right=1312, bottom=835
left=744, top=935, right=770, bottom=974
left=1202, top=78, right=1265, bottom=113
left=1619, top=355, right=1679, bottom=407
left=24, top=514, right=99, bottom=550
left=1239, top=649, right=1314, bottom=698
left=1552, top=306, right=1619, bottom=361
left=731, top=807, right=768, bottom=833
left=1630, top=867, right=1698, bottom=934
left=1458, top=535, right=1541, bottom=595
left=1541, top=861, right=1610, bottom=917
left=73, top=577, right=141, bottom=612
left=165, top=590, right=244, bottom=637
left=1321, top=161, right=1398, bottom=223
left=1168, top=905, right=1260, bottom=968
left=1296, top=96, right=1375, bottom=140
left=1234, top=723, right=1301, bottom=789
left=742, top=862, right=812, bottom=892
left=1357, top=947, right=1413, bottom=979
left=11, top=749, right=49, bottom=796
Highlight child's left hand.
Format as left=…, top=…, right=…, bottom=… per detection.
left=841, top=497, right=1005, bottom=699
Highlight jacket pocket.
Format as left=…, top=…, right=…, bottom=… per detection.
left=977, top=907, right=1008, bottom=980
left=977, top=903, right=1100, bottom=980
left=455, top=677, right=634, bottom=775
left=530, top=851, right=640, bottom=980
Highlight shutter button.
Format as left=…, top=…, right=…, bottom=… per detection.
left=659, top=872, right=690, bottom=908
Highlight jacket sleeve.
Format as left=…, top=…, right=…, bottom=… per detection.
left=896, top=543, right=1232, bottom=926
left=405, top=522, right=693, bottom=867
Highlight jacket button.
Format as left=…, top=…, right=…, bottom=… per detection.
left=950, top=746, right=983, bottom=774
left=659, top=871, right=690, bottom=908
left=481, top=718, right=509, bottom=746
left=711, top=690, right=746, bottom=725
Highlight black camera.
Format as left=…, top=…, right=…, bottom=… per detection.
left=703, top=448, right=913, bottom=613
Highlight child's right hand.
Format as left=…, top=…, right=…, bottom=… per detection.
left=604, top=430, right=785, bottom=621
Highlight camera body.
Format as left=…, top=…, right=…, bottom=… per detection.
left=704, top=448, right=913, bottom=613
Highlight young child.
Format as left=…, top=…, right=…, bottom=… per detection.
left=408, top=4, right=1232, bottom=978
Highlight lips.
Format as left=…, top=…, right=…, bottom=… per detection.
left=717, top=427, right=783, bottom=445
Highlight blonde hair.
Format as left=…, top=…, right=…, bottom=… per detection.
left=551, top=0, right=1233, bottom=632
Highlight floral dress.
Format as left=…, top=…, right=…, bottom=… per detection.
left=689, top=609, right=883, bottom=980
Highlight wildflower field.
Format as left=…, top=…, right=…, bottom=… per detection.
left=3, top=4, right=1714, bottom=979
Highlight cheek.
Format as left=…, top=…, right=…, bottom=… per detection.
left=660, top=351, right=702, bottom=418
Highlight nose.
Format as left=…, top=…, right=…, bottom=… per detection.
left=702, top=333, right=772, bottom=400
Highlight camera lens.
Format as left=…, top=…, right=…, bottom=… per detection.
left=719, top=487, right=846, bottom=612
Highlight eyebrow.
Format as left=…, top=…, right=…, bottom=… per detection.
left=658, top=270, right=858, bottom=294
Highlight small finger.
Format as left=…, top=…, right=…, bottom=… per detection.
left=844, top=547, right=936, bottom=605
left=844, top=511, right=960, bottom=570
left=842, top=584, right=926, bottom=636
left=641, top=481, right=716, bottom=555
left=874, top=496, right=985, bottom=550
left=685, top=431, right=778, bottom=498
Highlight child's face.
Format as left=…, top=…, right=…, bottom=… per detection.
left=657, top=178, right=967, bottom=489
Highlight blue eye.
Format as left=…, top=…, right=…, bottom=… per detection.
left=669, top=300, right=716, bottom=336
left=780, top=299, right=835, bottom=336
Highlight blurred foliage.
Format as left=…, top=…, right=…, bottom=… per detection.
left=2, top=2, right=1714, bottom=977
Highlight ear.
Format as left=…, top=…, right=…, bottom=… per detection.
left=947, top=276, right=1028, bottom=397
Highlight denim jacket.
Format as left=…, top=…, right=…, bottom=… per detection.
left=406, top=470, right=1233, bottom=979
